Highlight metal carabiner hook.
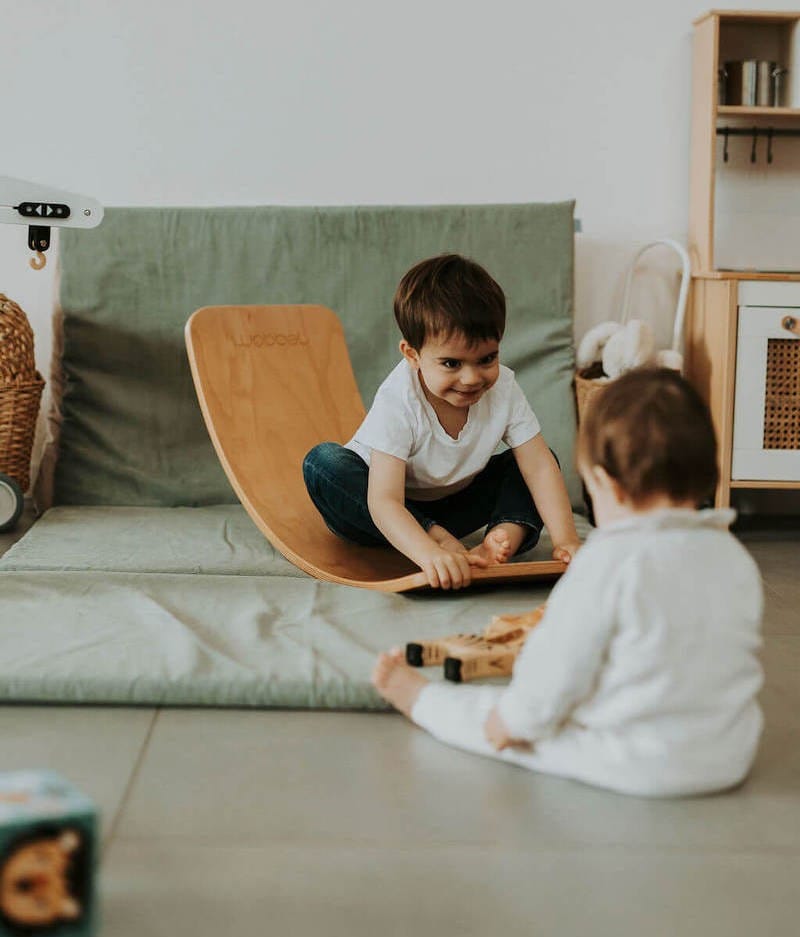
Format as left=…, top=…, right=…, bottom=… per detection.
left=750, top=127, right=758, bottom=164
left=723, top=128, right=730, bottom=163
left=29, top=250, right=47, bottom=271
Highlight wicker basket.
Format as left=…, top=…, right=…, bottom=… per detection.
left=574, top=362, right=610, bottom=425
left=0, top=294, right=45, bottom=492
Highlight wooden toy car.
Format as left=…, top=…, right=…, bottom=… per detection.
left=406, top=605, right=546, bottom=682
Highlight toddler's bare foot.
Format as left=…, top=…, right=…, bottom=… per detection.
left=469, top=527, right=514, bottom=565
left=371, top=648, right=428, bottom=718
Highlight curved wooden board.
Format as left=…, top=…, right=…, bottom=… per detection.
left=185, top=305, right=565, bottom=592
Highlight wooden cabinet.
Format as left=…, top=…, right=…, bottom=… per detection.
left=687, top=274, right=800, bottom=507
left=688, top=11, right=800, bottom=507
left=690, top=10, right=800, bottom=271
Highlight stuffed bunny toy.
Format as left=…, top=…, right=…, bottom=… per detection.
left=577, top=319, right=659, bottom=379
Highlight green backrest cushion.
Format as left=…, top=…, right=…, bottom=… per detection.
left=55, top=204, right=579, bottom=508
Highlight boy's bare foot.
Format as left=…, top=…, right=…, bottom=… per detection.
left=371, top=648, right=428, bottom=718
left=428, top=524, right=488, bottom=564
left=469, top=524, right=524, bottom=565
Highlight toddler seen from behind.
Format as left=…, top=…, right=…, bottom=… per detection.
left=373, top=368, right=764, bottom=797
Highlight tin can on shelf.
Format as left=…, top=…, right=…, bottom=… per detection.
left=724, top=60, right=759, bottom=106
left=724, top=60, right=787, bottom=107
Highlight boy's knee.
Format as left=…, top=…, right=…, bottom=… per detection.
left=303, top=443, right=369, bottom=497
left=303, top=441, right=339, bottom=478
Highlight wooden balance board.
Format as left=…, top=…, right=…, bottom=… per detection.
left=185, top=304, right=566, bottom=592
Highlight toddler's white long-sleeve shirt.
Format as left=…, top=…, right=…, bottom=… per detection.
left=411, top=509, right=764, bottom=797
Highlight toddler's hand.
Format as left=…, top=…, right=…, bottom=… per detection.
left=484, top=706, right=531, bottom=751
left=552, top=540, right=581, bottom=564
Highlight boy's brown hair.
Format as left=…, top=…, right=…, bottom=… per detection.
left=393, top=254, right=506, bottom=350
left=577, top=367, right=718, bottom=507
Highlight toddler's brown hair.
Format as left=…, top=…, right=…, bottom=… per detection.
left=393, top=254, right=506, bottom=350
left=578, top=367, right=718, bottom=507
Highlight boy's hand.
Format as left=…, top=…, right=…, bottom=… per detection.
left=417, top=545, right=487, bottom=590
left=511, top=437, right=581, bottom=567
left=552, top=540, right=581, bottom=565
left=484, top=705, right=531, bottom=751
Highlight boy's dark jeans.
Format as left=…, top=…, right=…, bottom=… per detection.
left=302, top=443, right=543, bottom=556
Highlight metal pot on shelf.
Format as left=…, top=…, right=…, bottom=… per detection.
left=720, top=61, right=788, bottom=107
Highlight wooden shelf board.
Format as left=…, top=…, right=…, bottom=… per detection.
left=695, top=10, right=800, bottom=26
left=693, top=270, right=800, bottom=280
left=730, top=480, right=800, bottom=489
left=717, top=106, right=800, bottom=118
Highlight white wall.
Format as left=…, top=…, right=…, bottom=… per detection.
left=2, top=0, right=795, bottom=480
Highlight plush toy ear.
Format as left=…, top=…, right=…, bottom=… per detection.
left=576, top=321, right=622, bottom=368
left=654, top=348, right=683, bottom=371
left=602, top=320, right=656, bottom=379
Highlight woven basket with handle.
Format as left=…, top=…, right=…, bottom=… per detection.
left=0, top=294, right=45, bottom=492
left=574, top=361, right=610, bottom=424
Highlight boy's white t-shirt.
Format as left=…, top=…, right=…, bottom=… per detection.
left=344, top=360, right=540, bottom=500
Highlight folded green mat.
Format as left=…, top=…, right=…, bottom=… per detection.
left=0, top=507, right=591, bottom=707
left=0, top=570, right=555, bottom=708
left=0, top=506, right=588, bottom=576
left=5, top=201, right=583, bottom=709
left=0, top=506, right=303, bottom=577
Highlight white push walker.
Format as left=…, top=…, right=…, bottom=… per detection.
left=619, top=238, right=691, bottom=372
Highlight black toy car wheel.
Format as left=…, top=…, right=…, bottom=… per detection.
left=0, top=473, right=23, bottom=533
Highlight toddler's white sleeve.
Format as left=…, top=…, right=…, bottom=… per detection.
left=503, top=380, right=541, bottom=449
left=495, top=546, right=622, bottom=741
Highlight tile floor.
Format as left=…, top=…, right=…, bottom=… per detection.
left=1, top=509, right=798, bottom=936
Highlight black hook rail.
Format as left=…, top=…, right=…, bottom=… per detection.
left=717, top=125, right=800, bottom=164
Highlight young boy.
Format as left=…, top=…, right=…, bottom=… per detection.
left=372, top=368, right=765, bottom=797
left=302, top=254, right=580, bottom=589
